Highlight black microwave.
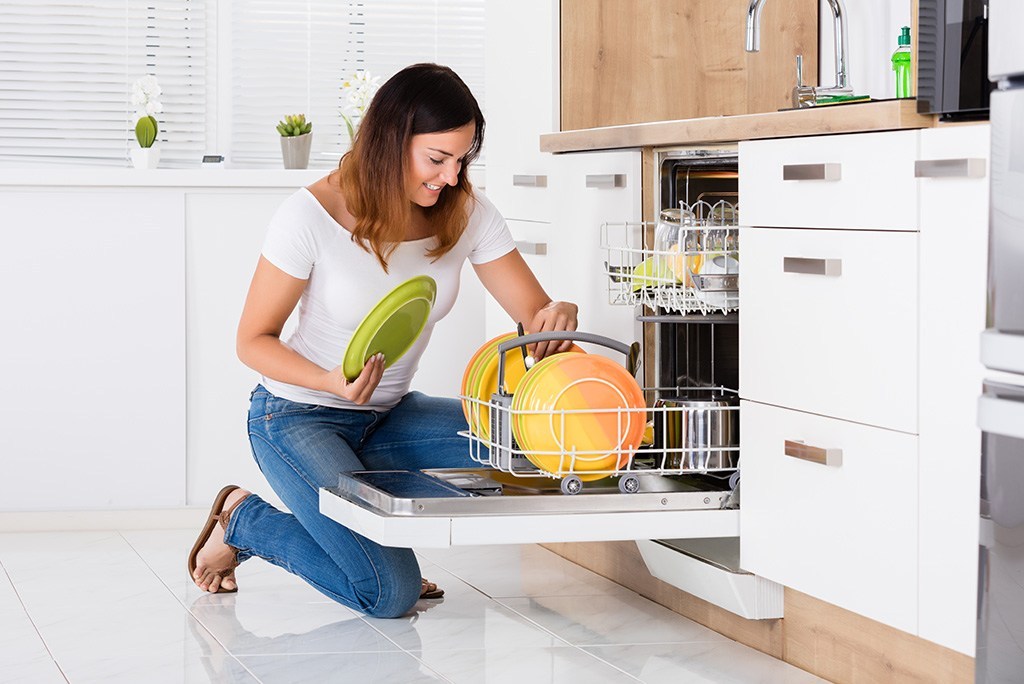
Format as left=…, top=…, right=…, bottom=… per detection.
left=918, top=0, right=992, bottom=119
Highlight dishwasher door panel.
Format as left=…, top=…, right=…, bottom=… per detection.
left=319, top=469, right=739, bottom=548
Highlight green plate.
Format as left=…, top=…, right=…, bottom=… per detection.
left=342, top=275, right=437, bottom=381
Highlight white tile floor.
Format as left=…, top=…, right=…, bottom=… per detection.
left=0, top=530, right=826, bottom=683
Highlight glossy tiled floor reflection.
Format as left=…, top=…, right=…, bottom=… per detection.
left=0, top=530, right=825, bottom=683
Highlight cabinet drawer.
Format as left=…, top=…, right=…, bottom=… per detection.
left=483, top=169, right=556, bottom=224
left=739, top=400, right=918, bottom=633
left=739, top=227, right=918, bottom=433
left=740, top=131, right=919, bottom=231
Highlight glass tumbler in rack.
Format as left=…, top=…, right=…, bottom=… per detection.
left=654, top=208, right=698, bottom=289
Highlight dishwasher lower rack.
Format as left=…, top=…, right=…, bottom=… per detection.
left=602, top=209, right=739, bottom=316
left=460, top=386, right=739, bottom=495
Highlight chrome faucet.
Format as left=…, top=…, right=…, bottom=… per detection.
left=746, top=0, right=853, bottom=106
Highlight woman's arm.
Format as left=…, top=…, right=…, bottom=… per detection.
left=472, top=249, right=578, bottom=360
left=236, top=256, right=384, bottom=404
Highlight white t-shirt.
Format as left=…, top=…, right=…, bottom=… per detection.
left=259, top=187, right=516, bottom=410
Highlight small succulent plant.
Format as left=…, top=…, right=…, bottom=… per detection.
left=135, top=115, right=158, bottom=148
left=277, top=114, right=312, bottom=137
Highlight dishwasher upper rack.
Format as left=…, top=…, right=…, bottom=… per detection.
left=602, top=200, right=739, bottom=316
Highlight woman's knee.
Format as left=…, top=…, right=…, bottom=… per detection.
left=350, top=554, right=422, bottom=618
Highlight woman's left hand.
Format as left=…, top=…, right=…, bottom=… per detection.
left=527, top=300, right=579, bottom=361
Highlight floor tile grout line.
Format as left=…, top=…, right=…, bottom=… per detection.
left=0, top=555, right=71, bottom=683
left=483, top=596, right=584, bottom=648
left=399, top=650, right=459, bottom=684
left=565, top=644, right=645, bottom=682
left=117, top=530, right=267, bottom=684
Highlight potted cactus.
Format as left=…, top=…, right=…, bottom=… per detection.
left=130, top=75, right=163, bottom=169
left=277, top=114, right=313, bottom=169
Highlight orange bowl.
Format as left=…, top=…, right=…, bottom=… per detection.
left=511, top=354, right=646, bottom=478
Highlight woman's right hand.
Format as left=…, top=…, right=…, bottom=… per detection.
left=319, top=353, right=386, bottom=404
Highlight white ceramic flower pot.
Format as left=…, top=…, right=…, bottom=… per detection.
left=131, top=145, right=161, bottom=169
left=280, top=133, right=312, bottom=169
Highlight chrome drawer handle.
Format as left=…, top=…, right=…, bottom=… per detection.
left=914, top=158, right=986, bottom=179
left=785, top=440, right=843, bottom=467
left=782, top=163, right=841, bottom=181
left=585, top=173, right=626, bottom=189
left=783, top=257, right=842, bottom=276
left=512, top=174, right=547, bottom=187
left=515, top=240, right=547, bottom=255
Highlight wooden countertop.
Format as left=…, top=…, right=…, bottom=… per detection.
left=540, top=99, right=935, bottom=153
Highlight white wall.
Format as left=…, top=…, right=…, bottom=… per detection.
left=819, top=0, right=913, bottom=100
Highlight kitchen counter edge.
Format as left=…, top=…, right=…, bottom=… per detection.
left=540, top=100, right=936, bottom=153
left=0, top=168, right=327, bottom=188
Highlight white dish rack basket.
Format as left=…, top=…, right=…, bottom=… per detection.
left=602, top=199, right=739, bottom=316
left=459, top=332, right=739, bottom=495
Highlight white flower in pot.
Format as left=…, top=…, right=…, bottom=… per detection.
left=277, top=114, right=313, bottom=169
left=130, top=75, right=163, bottom=169
left=340, top=70, right=381, bottom=143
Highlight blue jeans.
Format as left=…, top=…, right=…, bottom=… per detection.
left=223, top=385, right=477, bottom=618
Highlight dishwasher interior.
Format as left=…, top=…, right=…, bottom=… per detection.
left=651, top=147, right=740, bottom=394
left=602, top=147, right=742, bottom=488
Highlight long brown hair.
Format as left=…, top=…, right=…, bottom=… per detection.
left=336, top=63, right=485, bottom=271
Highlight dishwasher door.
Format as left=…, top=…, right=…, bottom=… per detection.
left=319, top=468, right=739, bottom=548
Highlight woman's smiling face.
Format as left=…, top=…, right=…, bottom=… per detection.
left=405, top=123, right=476, bottom=207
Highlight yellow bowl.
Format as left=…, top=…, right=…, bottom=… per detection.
left=461, top=332, right=515, bottom=436
left=461, top=334, right=585, bottom=441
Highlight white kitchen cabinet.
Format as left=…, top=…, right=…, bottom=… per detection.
left=483, top=0, right=558, bottom=224
left=740, top=130, right=919, bottom=231
left=740, top=400, right=919, bottom=633
left=549, top=150, right=642, bottom=357
left=483, top=151, right=643, bottom=356
left=739, top=124, right=989, bottom=653
left=0, top=191, right=185, bottom=510
left=916, top=123, right=989, bottom=655
left=739, top=226, right=919, bottom=434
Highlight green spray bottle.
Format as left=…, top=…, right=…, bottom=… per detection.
left=892, top=26, right=912, bottom=99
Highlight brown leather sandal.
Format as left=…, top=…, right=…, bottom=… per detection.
left=187, top=484, right=247, bottom=594
left=420, top=578, right=444, bottom=599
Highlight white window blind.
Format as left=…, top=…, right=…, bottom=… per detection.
left=230, top=0, right=484, bottom=169
left=0, top=1, right=207, bottom=167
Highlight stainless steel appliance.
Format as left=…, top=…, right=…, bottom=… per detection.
left=918, top=0, right=992, bottom=120
left=976, top=1, right=1024, bottom=679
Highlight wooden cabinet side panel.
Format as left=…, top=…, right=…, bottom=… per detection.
left=560, top=0, right=819, bottom=130
left=784, top=588, right=974, bottom=684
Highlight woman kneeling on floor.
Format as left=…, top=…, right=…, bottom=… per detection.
left=187, top=63, right=578, bottom=617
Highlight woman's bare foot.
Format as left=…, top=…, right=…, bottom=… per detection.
left=193, top=488, right=250, bottom=593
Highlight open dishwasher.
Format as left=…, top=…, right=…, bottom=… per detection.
left=319, top=331, right=741, bottom=549
left=319, top=147, right=748, bottom=552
